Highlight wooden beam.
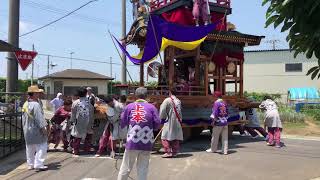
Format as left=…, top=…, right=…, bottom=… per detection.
left=140, top=63, right=144, bottom=86
left=168, top=47, right=175, bottom=90
left=240, top=61, right=244, bottom=97
left=205, top=61, right=209, bottom=96
left=174, top=51, right=197, bottom=59
left=195, top=47, right=200, bottom=85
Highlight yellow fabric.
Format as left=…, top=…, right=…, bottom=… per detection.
left=160, top=37, right=207, bottom=51
left=132, top=50, right=144, bottom=59
left=131, top=36, right=207, bottom=63
left=22, top=101, right=34, bottom=119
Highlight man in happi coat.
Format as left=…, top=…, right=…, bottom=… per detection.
left=22, top=85, right=48, bottom=171
left=159, top=89, right=183, bottom=158
left=118, top=87, right=161, bottom=180
left=70, top=87, right=94, bottom=155
left=206, top=91, right=229, bottom=155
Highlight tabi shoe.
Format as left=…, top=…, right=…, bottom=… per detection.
left=275, top=144, right=281, bottom=148
left=266, top=142, right=275, bottom=146
left=223, top=152, right=228, bottom=155
left=252, top=135, right=260, bottom=139
left=95, top=154, right=100, bottom=157
left=161, top=153, right=173, bottom=158
left=27, top=166, right=34, bottom=170
left=67, top=146, right=72, bottom=152
left=35, top=166, right=48, bottom=172
left=110, top=151, right=116, bottom=159
left=240, top=133, right=247, bottom=137
left=206, top=149, right=213, bottom=153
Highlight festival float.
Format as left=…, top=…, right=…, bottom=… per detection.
left=114, top=0, right=264, bottom=138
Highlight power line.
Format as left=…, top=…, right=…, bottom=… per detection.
left=23, top=0, right=110, bottom=24
left=37, top=53, right=137, bottom=66
left=19, top=0, right=99, bottom=37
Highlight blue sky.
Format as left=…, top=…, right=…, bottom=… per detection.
left=0, top=0, right=289, bottom=81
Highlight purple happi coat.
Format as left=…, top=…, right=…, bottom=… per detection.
left=210, top=99, right=228, bottom=126
left=121, top=99, right=161, bottom=151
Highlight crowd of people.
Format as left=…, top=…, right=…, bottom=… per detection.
left=22, top=85, right=283, bottom=179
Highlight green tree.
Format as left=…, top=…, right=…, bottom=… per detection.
left=263, top=0, right=320, bottom=79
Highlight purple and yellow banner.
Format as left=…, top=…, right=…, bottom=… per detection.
left=113, top=15, right=220, bottom=65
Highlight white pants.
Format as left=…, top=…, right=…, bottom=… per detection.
left=26, top=142, right=48, bottom=168
left=210, top=126, right=228, bottom=154
left=117, top=150, right=150, bottom=180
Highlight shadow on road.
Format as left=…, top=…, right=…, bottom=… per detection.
left=47, top=161, right=62, bottom=171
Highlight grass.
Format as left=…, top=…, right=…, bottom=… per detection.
left=283, top=122, right=307, bottom=129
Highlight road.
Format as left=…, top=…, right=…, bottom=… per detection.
left=1, top=134, right=320, bottom=180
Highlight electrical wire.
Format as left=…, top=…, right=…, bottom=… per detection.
left=37, top=53, right=137, bottom=66
left=23, top=0, right=110, bottom=25
left=19, top=0, right=99, bottom=37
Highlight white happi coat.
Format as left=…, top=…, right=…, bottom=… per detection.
left=159, top=96, right=183, bottom=141
left=259, top=99, right=282, bottom=128
left=107, top=100, right=127, bottom=140
left=70, top=97, right=94, bottom=139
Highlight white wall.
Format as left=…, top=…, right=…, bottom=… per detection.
left=243, top=50, right=319, bottom=94
left=43, top=79, right=109, bottom=95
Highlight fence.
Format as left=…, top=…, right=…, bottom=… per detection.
left=0, top=113, right=24, bottom=159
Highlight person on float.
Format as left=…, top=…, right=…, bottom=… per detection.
left=193, top=0, right=210, bottom=26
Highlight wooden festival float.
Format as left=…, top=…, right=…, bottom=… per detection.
left=121, top=0, right=264, bottom=138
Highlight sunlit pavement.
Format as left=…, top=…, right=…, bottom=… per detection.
left=1, top=134, right=320, bottom=180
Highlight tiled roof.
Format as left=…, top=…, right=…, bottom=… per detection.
left=39, top=69, right=114, bottom=80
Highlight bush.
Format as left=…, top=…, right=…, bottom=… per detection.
left=301, top=105, right=320, bottom=122
left=244, top=92, right=282, bottom=102
left=0, top=78, right=35, bottom=92
left=257, top=105, right=306, bottom=124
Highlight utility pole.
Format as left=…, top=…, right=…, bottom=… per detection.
left=6, top=0, right=20, bottom=93
left=31, top=44, right=35, bottom=85
left=121, top=0, right=127, bottom=84
left=266, top=39, right=280, bottom=50
left=70, top=52, right=74, bottom=69
left=47, top=55, right=50, bottom=75
left=110, top=56, right=113, bottom=95
left=110, top=57, right=113, bottom=77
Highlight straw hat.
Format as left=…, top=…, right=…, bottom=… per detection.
left=27, top=85, right=42, bottom=93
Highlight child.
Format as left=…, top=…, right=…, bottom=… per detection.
left=259, top=96, right=282, bottom=148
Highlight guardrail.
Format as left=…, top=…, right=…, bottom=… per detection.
left=0, top=113, right=24, bottom=159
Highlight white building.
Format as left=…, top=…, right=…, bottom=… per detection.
left=39, top=69, right=113, bottom=97
left=243, top=49, right=319, bottom=95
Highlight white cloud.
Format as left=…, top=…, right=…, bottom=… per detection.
left=19, top=21, right=32, bottom=34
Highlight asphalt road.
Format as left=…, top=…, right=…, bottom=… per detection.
left=2, top=134, right=320, bottom=180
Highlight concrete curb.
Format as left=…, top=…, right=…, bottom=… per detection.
left=282, top=134, right=320, bottom=141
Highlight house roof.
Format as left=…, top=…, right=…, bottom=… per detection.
left=0, top=40, right=21, bottom=52
left=206, top=30, right=265, bottom=46
left=39, top=69, right=114, bottom=80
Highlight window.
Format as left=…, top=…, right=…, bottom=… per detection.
left=64, top=86, right=98, bottom=96
left=285, top=63, right=302, bottom=72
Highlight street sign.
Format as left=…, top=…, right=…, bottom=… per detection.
left=14, top=50, right=37, bottom=71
